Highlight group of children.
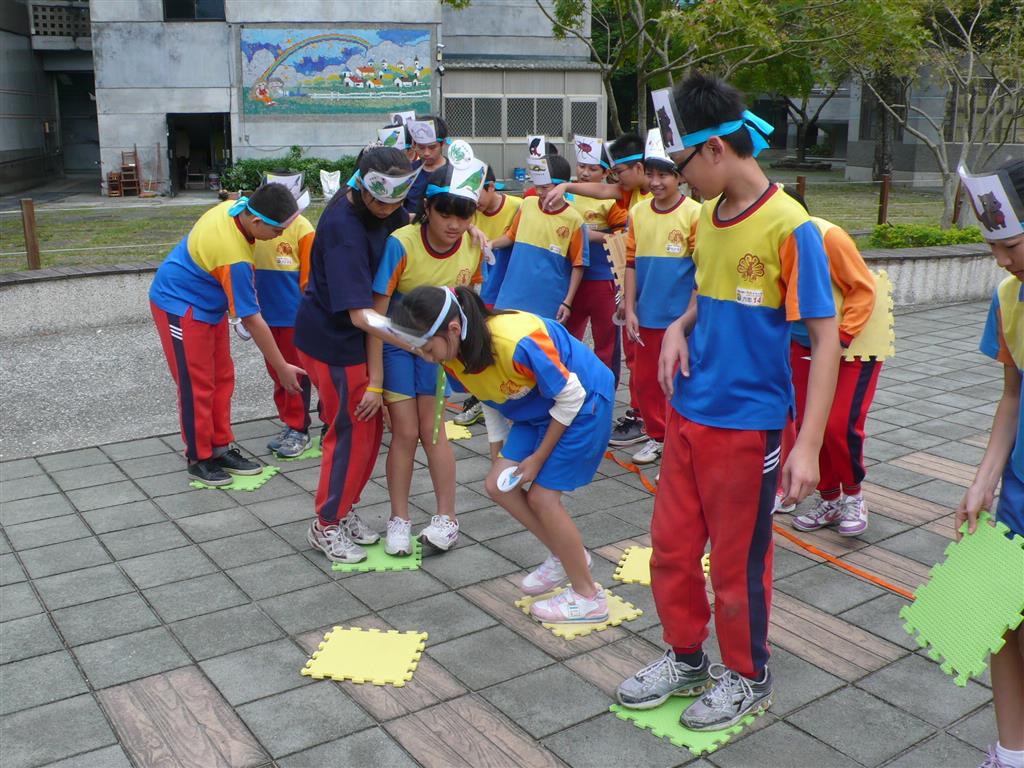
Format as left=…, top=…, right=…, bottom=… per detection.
left=148, top=73, right=1023, bottom=754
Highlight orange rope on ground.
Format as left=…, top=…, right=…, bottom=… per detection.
left=604, top=449, right=917, bottom=600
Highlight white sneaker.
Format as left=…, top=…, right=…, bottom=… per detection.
left=521, top=550, right=593, bottom=596
left=306, top=521, right=367, bottom=564
left=341, top=511, right=380, bottom=545
left=773, top=491, right=796, bottom=514
left=791, top=497, right=843, bottom=532
left=419, top=514, right=459, bottom=551
left=632, top=439, right=662, bottom=465
left=385, top=517, right=413, bottom=556
left=530, top=586, right=609, bottom=624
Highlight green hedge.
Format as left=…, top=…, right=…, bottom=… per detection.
left=219, top=146, right=356, bottom=197
left=866, top=223, right=985, bottom=249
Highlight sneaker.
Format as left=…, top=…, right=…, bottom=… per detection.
left=306, top=521, right=367, bottom=564
left=838, top=494, right=869, bottom=536
left=521, top=550, right=592, bottom=596
left=773, top=491, right=796, bottom=514
left=276, top=429, right=311, bottom=458
left=609, top=411, right=647, bottom=447
left=632, top=439, right=662, bottom=465
left=680, top=664, right=773, bottom=731
left=454, top=397, right=483, bottom=426
left=214, top=448, right=262, bottom=476
left=419, top=515, right=459, bottom=551
left=385, top=517, right=413, bottom=556
left=616, top=650, right=713, bottom=709
left=791, top=497, right=843, bottom=532
left=341, top=511, right=380, bottom=545
left=267, top=426, right=290, bottom=452
left=529, top=586, right=609, bottom=624
left=187, top=459, right=232, bottom=487
left=979, top=747, right=1013, bottom=768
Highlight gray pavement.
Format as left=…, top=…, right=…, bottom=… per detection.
left=0, top=300, right=1007, bottom=768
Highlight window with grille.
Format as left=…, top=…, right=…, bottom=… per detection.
left=445, top=98, right=473, bottom=137
left=570, top=101, right=599, bottom=136
left=443, top=97, right=503, bottom=138
left=507, top=98, right=535, bottom=137
left=475, top=98, right=502, bottom=137
left=31, top=1, right=90, bottom=37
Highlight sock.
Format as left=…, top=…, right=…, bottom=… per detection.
left=997, top=743, right=1024, bottom=768
left=672, top=648, right=704, bottom=667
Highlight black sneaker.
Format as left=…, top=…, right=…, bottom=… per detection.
left=187, top=459, right=232, bottom=486
left=609, top=411, right=647, bottom=446
left=214, top=448, right=263, bottom=476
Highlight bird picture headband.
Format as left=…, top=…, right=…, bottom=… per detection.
left=679, top=109, right=775, bottom=158
left=361, top=167, right=421, bottom=204
left=378, top=126, right=407, bottom=150
left=425, top=141, right=486, bottom=203
left=958, top=164, right=1024, bottom=241
left=574, top=135, right=607, bottom=168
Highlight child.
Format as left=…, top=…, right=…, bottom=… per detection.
left=293, top=146, right=416, bottom=564
left=956, top=159, right=1024, bottom=768
left=622, top=130, right=701, bottom=465
left=253, top=190, right=317, bottom=459
left=565, top=137, right=629, bottom=384
left=150, top=184, right=306, bottom=486
left=392, top=285, right=614, bottom=623
left=615, top=73, right=838, bottom=730
left=776, top=187, right=880, bottom=535
left=491, top=154, right=586, bottom=322
left=372, top=151, right=485, bottom=555
left=456, top=165, right=523, bottom=428
left=405, top=115, right=450, bottom=217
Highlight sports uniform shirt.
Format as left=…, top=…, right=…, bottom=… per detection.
left=625, top=195, right=700, bottom=328
left=790, top=216, right=875, bottom=348
left=616, top=186, right=652, bottom=213
left=476, top=194, right=523, bottom=305
left=444, top=311, right=612, bottom=424
left=253, top=215, right=315, bottom=327
left=672, top=184, right=835, bottom=430
left=149, top=200, right=260, bottom=323
left=981, top=275, right=1024, bottom=481
left=493, top=198, right=586, bottom=317
left=372, top=222, right=483, bottom=311
left=572, top=195, right=628, bottom=281
left=403, top=159, right=446, bottom=216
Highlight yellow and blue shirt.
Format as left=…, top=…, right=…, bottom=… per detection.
left=149, top=200, right=260, bottom=323
left=672, top=184, right=834, bottom=430
left=625, top=195, right=701, bottom=328
left=475, top=193, right=523, bottom=305
left=494, top=198, right=586, bottom=317
left=572, top=195, right=628, bottom=281
left=253, top=215, right=315, bottom=327
left=981, top=275, right=1024, bottom=481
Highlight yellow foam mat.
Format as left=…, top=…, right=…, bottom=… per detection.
left=444, top=420, right=473, bottom=440
left=843, top=269, right=896, bottom=361
left=514, top=585, right=642, bottom=639
left=300, top=626, right=428, bottom=687
left=613, top=547, right=709, bottom=586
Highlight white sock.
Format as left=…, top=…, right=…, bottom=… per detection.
left=996, top=743, right=1024, bottom=768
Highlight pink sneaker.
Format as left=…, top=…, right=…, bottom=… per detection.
left=791, top=497, right=843, bottom=531
left=837, top=494, right=868, bottom=536
left=529, top=586, right=608, bottom=624
left=520, top=551, right=592, bottom=596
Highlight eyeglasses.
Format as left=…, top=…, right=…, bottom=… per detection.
left=675, top=143, right=705, bottom=173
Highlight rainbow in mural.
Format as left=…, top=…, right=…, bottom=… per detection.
left=241, top=28, right=433, bottom=116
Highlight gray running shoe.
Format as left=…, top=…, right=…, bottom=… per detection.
left=680, top=664, right=773, bottom=731
left=276, top=429, right=311, bottom=458
left=608, top=413, right=646, bottom=447
left=341, top=511, right=380, bottom=545
left=306, top=521, right=366, bottom=564
left=267, top=426, right=290, bottom=452
left=616, top=650, right=712, bottom=710
left=454, top=397, right=483, bottom=426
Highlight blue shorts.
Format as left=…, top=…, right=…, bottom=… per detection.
left=997, top=463, right=1024, bottom=538
left=382, top=343, right=449, bottom=404
left=501, top=394, right=613, bottom=492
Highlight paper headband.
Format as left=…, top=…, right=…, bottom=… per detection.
left=262, top=172, right=311, bottom=214
left=361, top=168, right=421, bottom=204
left=364, top=288, right=468, bottom=349
left=227, top=196, right=299, bottom=229
left=424, top=140, right=486, bottom=203
left=409, top=119, right=440, bottom=145
left=651, top=88, right=685, bottom=153
left=391, top=110, right=416, bottom=125
left=682, top=110, right=774, bottom=157
left=644, top=128, right=674, bottom=170
left=958, top=164, right=1024, bottom=241
left=378, top=126, right=407, bottom=150
left=574, top=135, right=607, bottom=168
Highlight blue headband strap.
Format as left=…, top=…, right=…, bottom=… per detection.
left=227, top=196, right=286, bottom=227
left=681, top=110, right=774, bottom=157
left=425, top=183, right=450, bottom=198
left=346, top=170, right=361, bottom=190
left=550, top=177, right=569, bottom=184
left=610, top=153, right=643, bottom=166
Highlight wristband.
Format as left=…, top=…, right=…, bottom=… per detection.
left=561, top=302, right=572, bottom=311
left=366, top=386, right=384, bottom=394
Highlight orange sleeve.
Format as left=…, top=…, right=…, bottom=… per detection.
left=209, top=265, right=236, bottom=317
left=616, top=185, right=632, bottom=212
left=297, top=231, right=314, bottom=294
left=996, top=308, right=1016, bottom=365
left=687, top=216, right=698, bottom=256
left=606, top=202, right=629, bottom=231
left=505, top=209, right=522, bottom=240
left=780, top=233, right=801, bottom=322
left=823, top=226, right=875, bottom=342
left=625, top=214, right=637, bottom=267
left=568, top=225, right=584, bottom=267
left=471, top=249, right=484, bottom=285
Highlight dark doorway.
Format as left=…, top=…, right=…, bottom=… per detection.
left=56, top=72, right=99, bottom=173
left=166, top=113, right=230, bottom=196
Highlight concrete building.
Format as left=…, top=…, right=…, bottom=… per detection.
left=2, top=0, right=603, bottom=195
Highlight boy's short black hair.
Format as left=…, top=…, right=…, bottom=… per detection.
left=248, top=183, right=297, bottom=224
left=781, top=184, right=809, bottom=212
left=643, top=157, right=678, bottom=175
left=415, top=114, right=449, bottom=143
left=673, top=72, right=754, bottom=158
left=546, top=154, right=572, bottom=183
left=608, top=133, right=644, bottom=166
left=414, top=165, right=477, bottom=223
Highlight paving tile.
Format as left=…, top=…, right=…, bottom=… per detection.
left=574, top=510, right=647, bottom=549
left=1, top=473, right=59, bottom=503
left=115, top=452, right=186, bottom=479
left=101, top=436, right=175, bottom=462
left=419, top=542, right=519, bottom=588
left=484, top=529, right=552, bottom=568
left=0, top=582, right=43, bottom=620
left=237, top=682, right=374, bottom=759
left=43, top=745, right=133, bottom=768
left=427, top=625, right=554, bottom=689
left=81, top=500, right=166, bottom=534
left=927, top=440, right=986, bottom=465
left=854, top=512, right=912, bottom=545
left=764, top=646, right=846, bottom=715
left=946, top=703, right=996, bottom=751
left=170, top=604, right=284, bottom=660
left=860, top=463, right=932, bottom=492
left=52, top=592, right=160, bottom=646
left=51, top=463, right=128, bottom=492
left=143, top=571, right=249, bottom=623
left=120, top=544, right=218, bottom=589
left=258, top=583, right=367, bottom=634
left=72, top=627, right=191, bottom=689
left=772, top=546, right=819, bottom=579
left=0, top=493, right=77, bottom=527
left=379, top=591, right=497, bottom=645
left=175, top=505, right=264, bottom=542
left=863, top=439, right=916, bottom=462
left=787, top=686, right=934, bottom=766
left=0, top=457, right=43, bottom=481
left=135, top=471, right=194, bottom=499
left=273, top=519, right=316, bottom=552
left=884, top=732, right=985, bottom=768
left=278, top=727, right=418, bottom=768
left=0, top=650, right=89, bottom=715
left=37, top=447, right=111, bottom=473
left=442, top=505, right=522, bottom=541
left=66, top=481, right=146, bottom=512
left=343, top=569, right=447, bottom=611
left=284, top=466, right=320, bottom=491
left=18, top=537, right=111, bottom=579
left=904, top=478, right=968, bottom=508
left=34, top=564, right=134, bottom=611
left=0, top=694, right=116, bottom=768
left=877, top=527, right=953, bottom=566
left=153, top=488, right=239, bottom=518
left=227, top=552, right=329, bottom=600
left=711, top=720, right=859, bottom=768
left=226, top=474, right=306, bottom=506
left=542, top=710, right=688, bottom=768
left=0, top=552, right=26, bottom=585
left=562, top=477, right=652, bottom=515
left=4, top=514, right=93, bottom=552
left=774, top=563, right=886, bottom=615
left=874, top=427, right=949, bottom=451
left=232, top=419, right=283, bottom=439
left=98, top=521, right=191, bottom=559
left=200, top=638, right=313, bottom=705
left=201, top=529, right=295, bottom=569
left=480, top=664, right=610, bottom=738
left=0, top=613, right=63, bottom=664
left=838, top=593, right=918, bottom=651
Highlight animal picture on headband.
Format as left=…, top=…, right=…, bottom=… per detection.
left=527, top=157, right=552, bottom=186
left=574, top=135, right=604, bottom=166
left=262, top=172, right=311, bottom=213
left=528, top=135, right=546, bottom=157
left=959, top=164, right=1024, bottom=240
left=409, top=119, right=438, bottom=145
left=448, top=139, right=474, bottom=169
left=644, top=128, right=671, bottom=166
left=391, top=110, right=416, bottom=125
left=378, top=126, right=407, bottom=149
left=362, top=168, right=421, bottom=204
left=651, top=88, right=684, bottom=153
left=449, top=158, right=487, bottom=202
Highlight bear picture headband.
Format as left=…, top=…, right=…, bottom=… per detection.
left=958, top=164, right=1024, bottom=241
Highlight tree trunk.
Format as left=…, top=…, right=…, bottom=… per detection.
left=604, top=73, right=623, bottom=137
left=636, top=67, right=646, bottom=133
left=940, top=170, right=957, bottom=230
left=870, top=73, right=900, bottom=180
left=795, top=122, right=807, bottom=163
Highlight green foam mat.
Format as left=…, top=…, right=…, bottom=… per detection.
left=331, top=538, right=422, bottom=573
left=277, top=434, right=323, bottom=462
left=900, top=512, right=1024, bottom=685
left=609, top=696, right=762, bottom=755
left=190, top=465, right=279, bottom=491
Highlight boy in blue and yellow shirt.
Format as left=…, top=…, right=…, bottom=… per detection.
left=615, top=73, right=838, bottom=731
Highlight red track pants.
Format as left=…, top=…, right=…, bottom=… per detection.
left=151, top=302, right=234, bottom=463
left=565, top=279, right=622, bottom=387
left=652, top=409, right=779, bottom=678
left=788, top=341, right=882, bottom=500
left=299, top=351, right=384, bottom=527
left=634, top=327, right=668, bottom=441
left=265, top=326, right=312, bottom=433
left=623, top=334, right=641, bottom=414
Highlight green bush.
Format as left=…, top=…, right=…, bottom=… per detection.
left=219, top=146, right=356, bottom=196
left=866, top=223, right=985, bottom=249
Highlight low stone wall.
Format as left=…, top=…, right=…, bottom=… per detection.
left=860, top=244, right=1001, bottom=306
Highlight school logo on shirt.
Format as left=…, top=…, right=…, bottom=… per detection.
left=666, top=228, right=684, bottom=254
left=456, top=268, right=472, bottom=286
left=736, top=253, right=765, bottom=283
left=584, top=210, right=599, bottom=223
left=500, top=380, right=529, bottom=399
left=556, top=225, right=570, bottom=239
left=275, top=242, right=295, bottom=267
